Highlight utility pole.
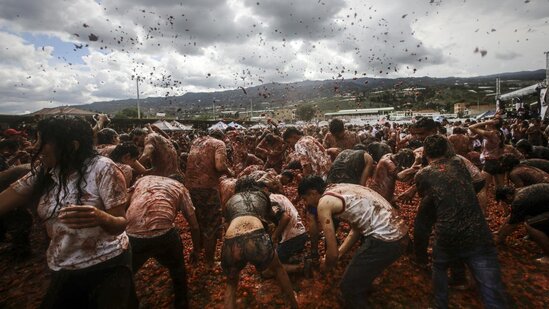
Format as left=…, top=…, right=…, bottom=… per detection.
left=212, top=100, right=215, bottom=120
left=495, top=77, right=501, bottom=112
left=545, top=51, right=549, bottom=87
left=136, top=77, right=141, bottom=119
left=249, top=98, right=253, bottom=120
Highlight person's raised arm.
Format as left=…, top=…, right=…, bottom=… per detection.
left=469, top=120, right=495, bottom=137
left=147, top=123, right=171, bottom=140
left=139, top=143, right=155, bottom=164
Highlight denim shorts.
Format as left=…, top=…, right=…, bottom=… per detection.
left=221, top=229, right=274, bottom=278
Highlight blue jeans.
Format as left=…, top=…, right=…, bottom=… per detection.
left=432, top=246, right=507, bottom=309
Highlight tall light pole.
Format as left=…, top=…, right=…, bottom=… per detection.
left=136, top=76, right=141, bottom=119
left=545, top=51, right=549, bottom=87
left=249, top=98, right=253, bottom=120
left=495, top=77, right=501, bottom=112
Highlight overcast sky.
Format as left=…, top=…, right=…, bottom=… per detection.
left=0, top=0, right=548, bottom=114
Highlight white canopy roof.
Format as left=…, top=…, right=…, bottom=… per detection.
left=208, top=121, right=228, bottom=131
left=228, top=121, right=246, bottom=129
left=171, top=121, right=193, bottom=131
left=152, top=120, right=180, bottom=131
left=249, top=123, right=267, bottom=129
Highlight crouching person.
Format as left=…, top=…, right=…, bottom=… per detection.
left=298, top=176, right=409, bottom=308
left=222, top=177, right=298, bottom=309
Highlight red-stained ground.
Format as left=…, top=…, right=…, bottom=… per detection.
left=1, top=183, right=548, bottom=308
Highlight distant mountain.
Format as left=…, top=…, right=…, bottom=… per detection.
left=78, top=69, right=546, bottom=114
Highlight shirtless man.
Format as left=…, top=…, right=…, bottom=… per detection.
left=499, top=154, right=549, bottom=188
left=323, top=119, right=360, bottom=160
left=495, top=184, right=549, bottom=264
left=96, top=128, right=120, bottom=157
left=369, top=149, right=415, bottom=205
left=131, top=126, right=180, bottom=177
left=298, top=176, right=409, bottom=308
left=515, top=139, right=549, bottom=160
left=520, top=158, right=549, bottom=173
left=283, top=127, right=331, bottom=177
left=448, top=127, right=472, bottom=157
left=126, top=175, right=201, bottom=309
left=185, top=130, right=234, bottom=265
left=255, top=133, right=287, bottom=173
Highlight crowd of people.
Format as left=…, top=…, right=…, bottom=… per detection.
left=0, top=111, right=548, bottom=308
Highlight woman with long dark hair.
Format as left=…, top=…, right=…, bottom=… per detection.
left=0, top=116, right=135, bottom=308
left=221, top=177, right=297, bottom=309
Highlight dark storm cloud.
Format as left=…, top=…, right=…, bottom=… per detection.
left=243, top=0, right=346, bottom=40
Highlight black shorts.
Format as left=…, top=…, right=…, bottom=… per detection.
left=277, top=233, right=308, bottom=264
left=221, top=229, right=274, bottom=278
left=526, top=212, right=549, bottom=235
left=483, top=159, right=503, bottom=175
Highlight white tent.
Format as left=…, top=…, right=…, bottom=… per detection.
left=208, top=121, right=228, bottom=131
left=249, top=123, right=267, bottom=129
left=152, top=120, right=180, bottom=131
left=228, top=121, right=246, bottom=129
left=171, top=121, right=193, bottom=131
left=349, top=119, right=367, bottom=126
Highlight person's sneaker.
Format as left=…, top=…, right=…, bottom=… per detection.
left=535, top=256, right=549, bottom=264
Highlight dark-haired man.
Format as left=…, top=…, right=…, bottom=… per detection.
left=131, top=126, right=180, bottom=177
left=298, top=176, right=409, bottom=308
left=369, top=149, right=415, bottom=205
left=495, top=184, right=549, bottom=264
left=448, top=127, right=472, bottom=157
left=499, top=154, right=549, bottom=188
left=515, top=139, right=549, bottom=160
left=415, top=135, right=506, bottom=308
left=96, top=128, right=120, bottom=157
left=323, top=118, right=360, bottom=159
